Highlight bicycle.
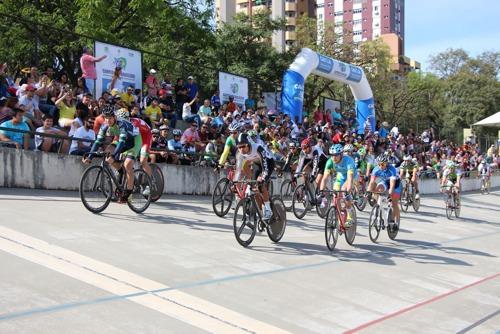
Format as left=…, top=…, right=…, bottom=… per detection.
left=279, top=174, right=298, bottom=212
left=233, top=180, right=287, bottom=247
left=322, top=190, right=357, bottom=251
left=147, top=163, right=164, bottom=203
left=367, top=191, right=400, bottom=242
left=352, top=174, right=368, bottom=211
left=400, top=171, right=420, bottom=212
left=441, top=185, right=460, bottom=219
left=480, top=174, right=490, bottom=195
left=211, top=164, right=247, bottom=217
left=79, top=152, right=152, bottom=214
left=291, top=172, right=330, bottom=219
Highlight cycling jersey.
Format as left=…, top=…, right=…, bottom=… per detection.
left=295, top=145, right=328, bottom=178
left=235, top=142, right=274, bottom=182
left=372, top=164, right=401, bottom=194
left=282, top=150, right=300, bottom=172
left=478, top=163, right=491, bottom=176
left=324, top=155, right=358, bottom=189
left=91, top=119, right=139, bottom=160
left=130, top=118, right=152, bottom=157
left=442, top=167, right=462, bottom=182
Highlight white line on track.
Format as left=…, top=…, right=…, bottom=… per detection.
left=0, top=226, right=291, bottom=334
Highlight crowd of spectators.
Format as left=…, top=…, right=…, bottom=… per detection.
left=0, top=50, right=498, bottom=176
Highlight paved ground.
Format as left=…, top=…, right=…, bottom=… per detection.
left=0, top=187, right=499, bottom=334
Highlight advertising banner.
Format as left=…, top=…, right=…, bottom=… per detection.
left=94, top=41, right=142, bottom=98
left=262, top=92, right=281, bottom=112
left=218, top=71, right=248, bottom=108
left=323, top=98, right=341, bottom=113
left=281, top=69, right=305, bottom=123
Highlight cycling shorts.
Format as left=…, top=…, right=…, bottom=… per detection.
left=122, top=135, right=142, bottom=160
left=252, top=158, right=275, bottom=183
left=139, top=132, right=153, bottom=158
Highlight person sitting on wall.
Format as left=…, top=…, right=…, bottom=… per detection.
left=0, top=108, right=30, bottom=150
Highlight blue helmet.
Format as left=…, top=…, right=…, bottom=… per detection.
left=329, top=144, right=343, bottom=155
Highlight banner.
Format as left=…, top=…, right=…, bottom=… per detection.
left=218, top=71, right=248, bottom=108
left=281, top=69, right=305, bottom=123
left=94, top=41, right=142, bottom=98
left=262, top=92, right=281, bottom=112
left=323, top=98, right=341, bottom=114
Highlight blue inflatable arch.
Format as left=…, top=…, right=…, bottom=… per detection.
left=281, top=48, right=375, bottom=134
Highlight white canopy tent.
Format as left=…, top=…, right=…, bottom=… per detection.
left=473, top=112, right=500, bottom=127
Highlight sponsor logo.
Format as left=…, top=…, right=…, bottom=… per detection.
left=114, top=57, right=127, bottom=70
left=230, top=83, right=239, bottom=94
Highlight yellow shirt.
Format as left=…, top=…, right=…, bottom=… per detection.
left=57, top=103, right=76, bottom=119
left=145, top=105, right=162, bottom=122
left=120, top=92, right=135, bottom=106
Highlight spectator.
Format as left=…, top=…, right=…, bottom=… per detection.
left=35, top=114, right=70, bottom=153
left=18, top=84, right=42, bottom=127
left=181, top=122, right=205, bottom=153
left=174, top=78, right=185, bottom=117
left=227, top=96, right=236, bottom=113
left=198, top=99, right=212, bottom=123
left=379, top=121, right=390, bottom=138
left=35, top=73, right=58, bottom=120
left=182, top=95, right=201, bottom=127
left=160, top=100, right=176, bottom=129
left=331, top=107, right=343, bottom=126
left=0, top=97, right=14, bottom=124
left=151, top=125, right=178, bottom=164
left=212, top=108, right=225, bottom=128
left=160, top=73, right=173, bottom=95
left=257, top=96, right=266, bottom=111
left=73, top=77, right=90, bottom=98
left=313, top=106, right=324, bottom=124
left=55, top=90, right=76, bottom=128
left=69, top=102, right=90, bottom=137
left=145, top=69, right=160, bottom=98
left=120, top=86, right=135, bottom=107
left=185, top=76, right=198, bottom=102
left=211, top=90, right=221, bottom=112
left=144, top=97, right=163, bottom=128
left=80, top=47, right=107, bottom=95
left=0, top=108, right=30, bottom=149
left=69, top=115, right=95, bottom=156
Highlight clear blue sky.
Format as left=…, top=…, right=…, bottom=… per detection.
left=405, top=0, right=500, bottom=71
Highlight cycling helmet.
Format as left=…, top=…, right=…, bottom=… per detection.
left=403, top=155, right=412, bottom=161
left=228, top=122, right=241, bottom=133
left=301, top=137, right=312, bottom=149
left=343, top=144, right=354, bottom=153
left=289, top=142, right=297, bottom=149
left=329, top=144, right=343, bottom=155
left=101, top=104, right=115, bottom=117
left=247, top=130, right=257, bottom=138
left=115, top=108, right=129, bottom=121
left=236, top=133, right=250, bottom=146
left=376, top=154, right=389, bottom=164
left=172, top=129, right=182, bottom=136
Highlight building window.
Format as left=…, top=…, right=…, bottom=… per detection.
left=353, top=8, right=362, bottom=14
left=374, top=5, right=378, bottom=11
left=334, top=11, right=343, bottom=16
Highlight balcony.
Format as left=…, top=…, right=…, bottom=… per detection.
left=286, top=17, right=296, bottom=26
left=285, top=31, right=297, bottom=40
left=285, top=2, right=296, bottom=11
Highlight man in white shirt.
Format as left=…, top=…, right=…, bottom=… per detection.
left=70, top=117, right=95, bottom=156
left=35, top=114, right=69, bottom=153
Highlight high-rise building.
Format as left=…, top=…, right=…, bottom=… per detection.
left=215, top=0, right=316, bottom=52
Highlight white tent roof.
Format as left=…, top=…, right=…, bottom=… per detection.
left=473, top=112, right=500, bottom=127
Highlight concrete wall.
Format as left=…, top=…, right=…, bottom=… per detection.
left=1, top=148, right=499, bottom=196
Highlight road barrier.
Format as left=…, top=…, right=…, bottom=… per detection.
left=1, top=148, right=499, bottom=195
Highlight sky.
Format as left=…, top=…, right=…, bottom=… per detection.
left=405, top=0, right=500, bottom=71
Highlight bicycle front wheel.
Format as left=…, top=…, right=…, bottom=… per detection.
left=148, top=163, right=164, bottom=202
left=267, top=196, right=287, bottom=243
left=79, top=165, right=113, bottom=214
left=445, top=194, right=453, bottom=219
left=127, top=169, right=152, bottom=213
left=292, top=184, right=309, bottom=219
left=233, top=198, right=257, bottom=247
left=212, top=178, right=234, bottom=217
left=454, top=193, right=461, bottom=218
left=325, top=207, right=339, bottom=251
left=368, top=205, right=381, bottom=243
left=316, top=192, right=331, bottom=219
left=345, top=207, right=357, bottom=245
left=400, top=185, right=409, bottom=212
left=387, top=207, right=400, bottom=240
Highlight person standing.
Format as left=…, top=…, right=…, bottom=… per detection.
left=79, top=47, right=107, bottom=97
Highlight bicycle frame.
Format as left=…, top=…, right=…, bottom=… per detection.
left=227, top=167, right=248, bottom=200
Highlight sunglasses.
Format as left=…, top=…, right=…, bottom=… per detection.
left=332, top=153, right=342, bottom=156
left=237, top=145, right=247, bottom=149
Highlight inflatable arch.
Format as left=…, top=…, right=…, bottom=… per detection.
left=281, top=48, right=375, bottom=134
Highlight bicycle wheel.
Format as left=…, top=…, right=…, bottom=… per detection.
left=400, top=185, right=409, bottom=212
left=233, top=198, right=257, bottom=247
left=412, top=189, right=420, bottom=212
left=368, top=193, right=377, bottom=207
left=368, top=204, right=381, bottom=243
left=454, top=193, right=461, bottom=218
left=79, top=165, right=113, bottom=213
left=127, top=169, right=152, bottom=213
left=445, top=193, right=453, bottom=219
left=387, top=207, right=399, bottom=240
left=267, top=196, right=287, bottom=243
left=268, top=180, right=274, bottom=197
left=345, top=207, right=357, bottom=245
left=212, top=178, right=234, bottom=217
left=148, top=163, right=164, bottom=203
left=316, top=192, right=331, bottom=219
left=280, top=179, right=295, bottom=211
left=353, top=186, right=367, bottom=212
left=292, top=184, right=309, bottom=219
left=325, top=207, right=339, bottom=251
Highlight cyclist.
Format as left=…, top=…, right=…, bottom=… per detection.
left=83, top=105, right=141, bottom=203
left=234, top=133, right=275, bottom=220
left=399, top=155, right=420, bottom=199
left=282, top=141, right=300, bottom=174
left=367, top=154, right=402, bottom=226
left=440, top=160, right=462, bottom=193
left=477, top=158, right=492, bottom=188
left=319, top=144, right=356, bottom=227
left=115, top=108, right=153, bottom=189
left=294, top=137, right=328, bottom=200
left=218, top=123, right=240, bottom=166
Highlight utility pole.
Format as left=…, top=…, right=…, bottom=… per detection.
left=248, top=0, right=253, bottom=22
